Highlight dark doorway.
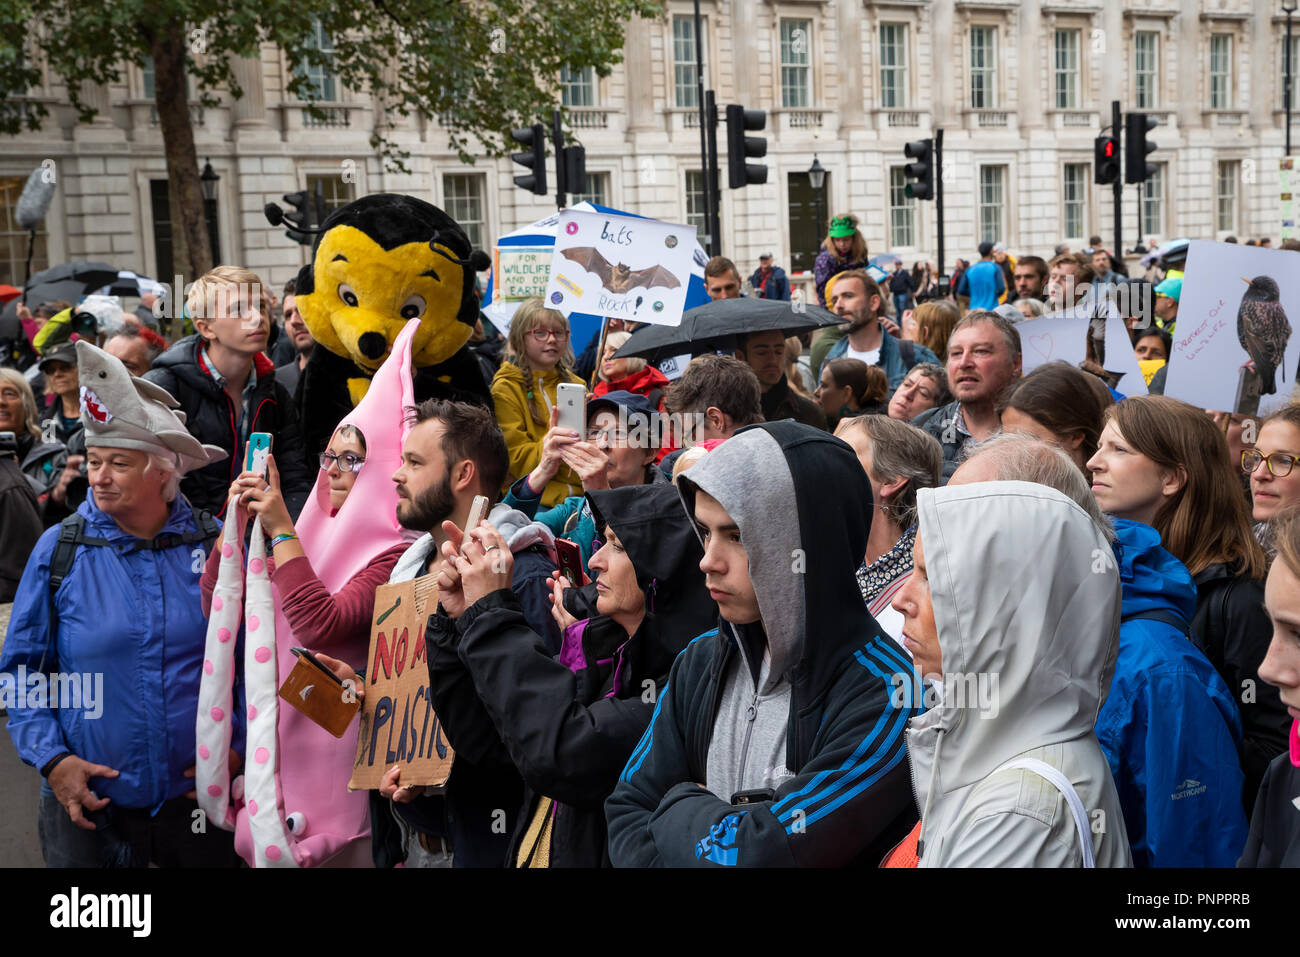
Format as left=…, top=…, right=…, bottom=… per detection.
left=788, top=170, right=829, bottom=273
left=151, top=178, right=220, bottom=281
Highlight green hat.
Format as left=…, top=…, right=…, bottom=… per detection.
left=828, top=216, right=856, bottom=239
left=1154, top=276, right=1182, bottom=302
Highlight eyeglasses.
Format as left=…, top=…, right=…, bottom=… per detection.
left=1242, top=449, right=1296, bottom=477
left=529, top=328, right=570, bottom=342
left=586, top=427, right=631, bottom=444
left=319, top=451, right=365, bottom=473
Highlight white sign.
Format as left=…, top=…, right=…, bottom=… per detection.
left=1104, top=313, right=1149, bottom=397
left=1164, top=240, right=1300, bottom=416
left=1016, top=314, right=1088, bottom=375
left=655, top=353, right=694, bottom=381
left=545, top=210, right=695, bottom=327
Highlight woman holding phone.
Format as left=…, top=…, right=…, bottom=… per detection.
left=491, top=298, right=587, bottom=507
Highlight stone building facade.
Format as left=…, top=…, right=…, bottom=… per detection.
left=1, top=0, right=1295, bottom=298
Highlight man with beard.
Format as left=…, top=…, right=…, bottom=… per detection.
left=912, top=311, right=1022, bottom=484
left=820, top=270, right=939, bottom=389
left=371, top=398, right=561, bottom=867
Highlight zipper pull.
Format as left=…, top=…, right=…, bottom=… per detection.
left=745, top=692, right=758, bottom=722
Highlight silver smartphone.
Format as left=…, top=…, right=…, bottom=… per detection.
left=465, top=494, right=489, bottom=533
left=556, top=382, right=587, bottom=436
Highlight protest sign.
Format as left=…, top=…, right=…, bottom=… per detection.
left=655, top=352, right=694, bottom=381
left=493, top=246, right=552, bottom=306
left=1164, top=241, right=1300, bottom=417
left=1016, top=314, right=1088, bottom=376
left=546, top=209, right=696, bottom=326
left=1103, top=313, right=1148, bottom=397
left=348, top=575, right=453, bottom=791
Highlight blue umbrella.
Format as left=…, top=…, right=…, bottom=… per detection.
left=481, top=202, right=711, bottom=352
left=870, top=253, right=902, bottom=269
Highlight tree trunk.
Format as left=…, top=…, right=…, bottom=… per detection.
left=150, top=21, right=211, bottom=304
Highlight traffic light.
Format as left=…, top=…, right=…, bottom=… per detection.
left=903, top=139, right=934, bottom=200
left=281, top=190, right=313, bottom=245
left=510, top=123, right=547, bottom=196
left=1125, top=113, right=1158, bottom=185
left=1094, top=134, right=1120, bottom=185
left=725, top=105, right=767, bottom=189
left=563, top=144, right=587, bottom=198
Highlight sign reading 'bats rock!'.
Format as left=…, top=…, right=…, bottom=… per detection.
left=348, top=575, right=454, bottom=791
left=546, top=209, right=696, bottom=327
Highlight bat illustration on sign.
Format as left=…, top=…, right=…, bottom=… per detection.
left=562, top=247, right=682, bottom=294
left=1236, top=275, right=1292, bottom=395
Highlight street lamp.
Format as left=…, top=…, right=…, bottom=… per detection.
left=1286, top=0, right=1298, bottom=156
left=808, top=155, right=827, bottom=265
left=200, top=159, right=220, bottom=264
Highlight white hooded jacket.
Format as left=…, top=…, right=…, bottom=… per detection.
left=907, top=481, right=1133, bottom=868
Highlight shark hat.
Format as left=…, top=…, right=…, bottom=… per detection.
left=74, top=338, right=227, bottom=473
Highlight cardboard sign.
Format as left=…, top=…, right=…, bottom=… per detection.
left=348, top=575, right=453, bottom=791
left=546, top=209, right=695, bottom=326
left=1164, top=241, right=1300, bottom=416
left=1017, top=314, right=1089, bottom=375
left=493, top=246, right=552, bottom=305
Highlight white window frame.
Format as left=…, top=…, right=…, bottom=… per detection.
left=561, top=65, right=596, bottom=108
left=879, top=23, right=909, bottom=110
left=685, top=169, right=707, bottom=241
left=1135, top=31, right=1159, bottom=110
left=1142, top=164, right=1166, bottom=238
left=570, top=171, right=610, bottom=208
left=1054, top=29, right=1081, bottom=110
left=970, top=26, right=998, bottom=109
left=977, top=165, right=1006, bottom=244
left=888, top=166, right=916, bottom=249
left=1216, top=160, right=1240, bottom=234
left=1282, top=35, right=1300, bottom=110
left=1210, top=33, right=1233, bottom=109
left=1062, top=163, right=1089, bottom=241
left=779, top=18, right=813, bottom=109
left=672, top=15, right=707, bottom=110
left=442, top=173, right=487, bottom=250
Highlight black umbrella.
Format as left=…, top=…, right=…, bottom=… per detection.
left=1, top=260, right=123, bottom=323
left=613, top=296, right=844, bottom=363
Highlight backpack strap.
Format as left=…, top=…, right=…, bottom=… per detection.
left=995, top=757, right=1095, bottom=868
left=1121, top=608, right=1191, bottom=637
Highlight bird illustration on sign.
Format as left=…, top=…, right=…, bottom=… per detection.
left=1236, top=275, right=1292, bottom=395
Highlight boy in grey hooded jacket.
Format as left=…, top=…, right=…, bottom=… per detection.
left=606, top=421, right=922, bottom=866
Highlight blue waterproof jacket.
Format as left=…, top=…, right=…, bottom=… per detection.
left=820, top=330, right=939, bottom=390
left=1095, top=519, right=1249, bottom=867
left=1, top=493, right=244, bottom=813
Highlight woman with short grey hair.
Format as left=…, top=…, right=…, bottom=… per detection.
left=833, top=414, right=943, bottom=645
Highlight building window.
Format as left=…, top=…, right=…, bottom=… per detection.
left=1135, top=31, right=1159, bottom=110
left=570, top=171, right=609, bottom=207
left=970, top=26, right=998, bottom=109
left=1141, top=164, right=1165, bottom=238
left=142, top=59, right=155, bottom=100
left=561, top=66, right=595, bottom=108
left=673, top=15, right=706, bottom=109
left=1282, top=35, right=1300, bottom=109
left=1210, top=34, right=1232, bottom=109
left=1063, top=164, right=1088, bottom=241
left=1054, top=29, right=1080, bottom=110
left=442, top=174, right=486, bottom=250
left=299, top=18, right=338, bottom=101
left=685, top=170, right=707, bottom=244
left=149, top=179, right=220, bottom=281
left=305, top=173, right=355, bottom=217
left=978, top=165, right=1005, bottom=244
left=888, top=167, right=916, bottom=249
left=879, top=23, right=909, bottom=109
left=1217, top=160, right=1239, bottom=233
left=779, top=19, right=813, bottom=108
left=1, top=175, right=49, bottom=286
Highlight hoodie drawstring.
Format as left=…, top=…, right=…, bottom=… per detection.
left=647, top=578, right=658, bottom=613
left=915, top=727, right=945, bottom=862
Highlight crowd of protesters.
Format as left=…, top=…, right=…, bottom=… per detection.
left=1, top=213, right=1299, bottom=872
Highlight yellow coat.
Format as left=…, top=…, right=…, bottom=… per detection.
left=491, top=360, right=586, bottom=507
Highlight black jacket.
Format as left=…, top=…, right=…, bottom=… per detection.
left=426, top=483, right=715, bottom=867
left=1192, top=564, right=1292, bottom=809
left=760, top=375, right=826, bottom=431
left=144, top=336, right=312, bottom=516
left=0, top=453, right=42, bottom=600
left=605, top=422, right=921, bottom=867
left=1238, top=739, right=1300, bottom=867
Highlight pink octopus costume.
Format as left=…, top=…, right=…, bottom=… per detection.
left=195, top=318, right=422, bottom=867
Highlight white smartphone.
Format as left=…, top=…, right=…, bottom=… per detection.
left=556, top=382, right=587, bottom=436
left=465, top=494, right=489, bottom=534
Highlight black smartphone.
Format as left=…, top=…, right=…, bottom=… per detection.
left=730, top=788, right=775, bottom=806
left=555, top=538, right=583, bottom=585
left=290, top=646, right=344, bottom=687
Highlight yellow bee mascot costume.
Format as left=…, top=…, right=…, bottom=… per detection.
left=268, top=193, right=493, bottom=457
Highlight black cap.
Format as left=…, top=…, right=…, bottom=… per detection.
left=978, top=241, right=995, bottom=257
left=38, top=342, right=78, bottom=371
